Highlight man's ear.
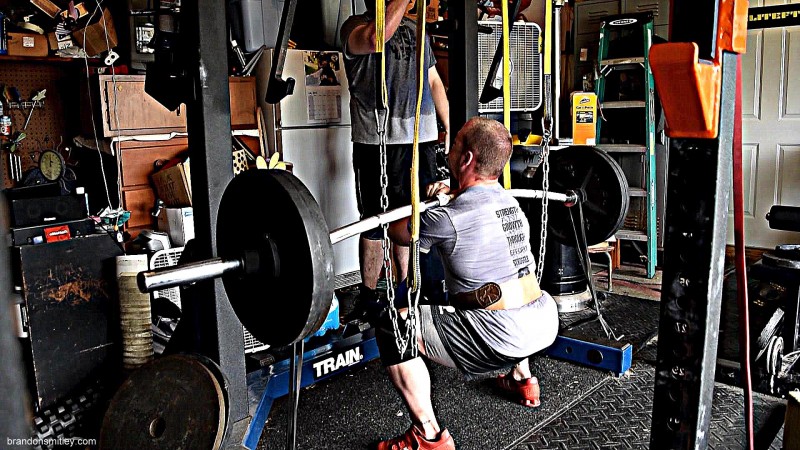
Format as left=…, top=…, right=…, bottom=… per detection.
left=462, top=150, right=474, bottom=168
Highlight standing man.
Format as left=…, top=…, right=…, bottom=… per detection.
left=340, top=0, right=450, bottom=304
left=371, top=118, right=559, bottom=449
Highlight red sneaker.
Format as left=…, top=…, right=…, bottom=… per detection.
left=496, top=373, right=541, bottom=407
left=376, top=424, right=455, bottom=450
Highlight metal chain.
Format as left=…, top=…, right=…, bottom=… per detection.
left=405, top=241, right=422, bottom=358
left=536, top=127, right=552, bottom=281
left=375, top=109, right=413, bottom=357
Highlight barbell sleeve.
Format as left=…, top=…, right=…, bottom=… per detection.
left=508, top=188, right=578, bottom=204
left=138, top=257, right=243, bottom=293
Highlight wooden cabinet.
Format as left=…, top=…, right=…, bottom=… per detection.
left=228, top=77, right=258, bottom=129
left=93, top=75, right=258, bottom=233
left=98, top=75, right=186, bottom=136
left=118, top=138, right=189, bottom=229
left=97, top=75, right=257, bottom=136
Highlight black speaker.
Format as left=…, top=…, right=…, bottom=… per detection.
left=11, top=218, right=97, bottom=246
left=9, top=194, right=89, bottom=228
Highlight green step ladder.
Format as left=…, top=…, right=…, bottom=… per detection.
left=594, top=12, right=658, bottom=279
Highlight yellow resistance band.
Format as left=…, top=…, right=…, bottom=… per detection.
left=543, top=0, right=553, bottom=79
left=408, top=0, right=427, bottom=292
left=501, top=0, right=512, bottom=189
left=375, top=0, right=388, bottom=108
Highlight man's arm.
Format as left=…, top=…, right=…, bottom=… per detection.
left=428, top=66, right=450, bottom=153
left=346, top=0, right=411, bottom=55
left=388, top=181, right=451, bottom=245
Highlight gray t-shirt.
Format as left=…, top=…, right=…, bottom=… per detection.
left=340, top=15, right=438, bottom=145
left=419, top=183, right=557, bottom=358
left=419, top=183, right=536, bottom=294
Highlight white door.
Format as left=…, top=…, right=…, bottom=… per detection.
left=733, top=0, right=800, bottom=248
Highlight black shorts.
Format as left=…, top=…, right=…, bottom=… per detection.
left=352, top=141, right=440, bottom=240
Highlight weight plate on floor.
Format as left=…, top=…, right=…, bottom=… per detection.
left=99, top=354, right=226, bottom=450
left=523, top=146, right=629, bottom=246
left=217, top=169, right=334, bottom=347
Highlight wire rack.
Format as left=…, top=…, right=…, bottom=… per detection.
left=149, top=246, right=269, bottom=354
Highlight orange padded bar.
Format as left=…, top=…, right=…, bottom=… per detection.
left=721, top=0, right=749, bottom=55
left=650, top=43, right=721, bottom=139
left=650, top=0, right=748, bottom=139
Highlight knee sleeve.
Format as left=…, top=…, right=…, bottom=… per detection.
left=374, top=312, right=419, bottom=367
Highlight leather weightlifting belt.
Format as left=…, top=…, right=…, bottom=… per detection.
left=451, top=267, right=543, bottom=311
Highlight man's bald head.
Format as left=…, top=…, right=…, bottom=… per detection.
left=459, top=117, right=513, bottom=178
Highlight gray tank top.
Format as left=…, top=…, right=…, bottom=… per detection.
left=340, top=15, right=438, bottom=145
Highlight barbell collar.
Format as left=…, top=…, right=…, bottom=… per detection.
left=138, top=257, right=244, bottom=293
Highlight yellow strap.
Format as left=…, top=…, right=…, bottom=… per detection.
left=501, top=0, right=512, bottom=189
left=543, top=0, right=553, bottom=77
left=408, top=0, right=427, bottom=292
left=376, top=0, right=388, bottom=108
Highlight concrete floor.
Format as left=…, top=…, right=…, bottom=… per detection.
left=592, top=263, right=662, bottom=302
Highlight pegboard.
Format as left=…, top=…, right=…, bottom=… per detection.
left=1, top=61, right=83, bottom=188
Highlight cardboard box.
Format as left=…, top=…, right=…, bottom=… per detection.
left=152, top=161, right=192, bottom=207
left=48, top=31, right=74, bottom=51
left=30, top=0, right=61, bottom=18
left=73, top=8, right=118, bottom=57
left=7, top=32, right=49, bottom=57
left=158, top=207, right=195, bottom=246
left=571, top=92, right=598, bottom=146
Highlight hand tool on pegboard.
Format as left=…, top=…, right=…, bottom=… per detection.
left=5, top=131, right=26, bottom=182
left=23, top=89, right=46, bottom=130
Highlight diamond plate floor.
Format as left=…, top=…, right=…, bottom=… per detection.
left=559, top=293, right=659, bottom=347
left=255, top=288, right=787, bottom=449
left=508, top=364, right=786, bottom=450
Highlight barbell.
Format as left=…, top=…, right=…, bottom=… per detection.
left=137, top=146, right=629, bottom=347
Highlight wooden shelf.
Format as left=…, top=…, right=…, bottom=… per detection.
left=601, top=100, right=646, bottom=109
left=597, top=144, right=646, bottom=153
left=0, top=55, right=98, bottom=64
left=616, top=229, right=649, bottom=241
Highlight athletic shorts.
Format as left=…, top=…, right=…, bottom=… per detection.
left=419, top=305, right=523, bottom=378
left=352, top=141, right=440, bottom=240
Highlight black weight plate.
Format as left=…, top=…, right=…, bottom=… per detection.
left=217, top=170, right=334, bottom=347
left=100, top=354, right=226, bottom=450
left=526, top=146, right=629, bottom=246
